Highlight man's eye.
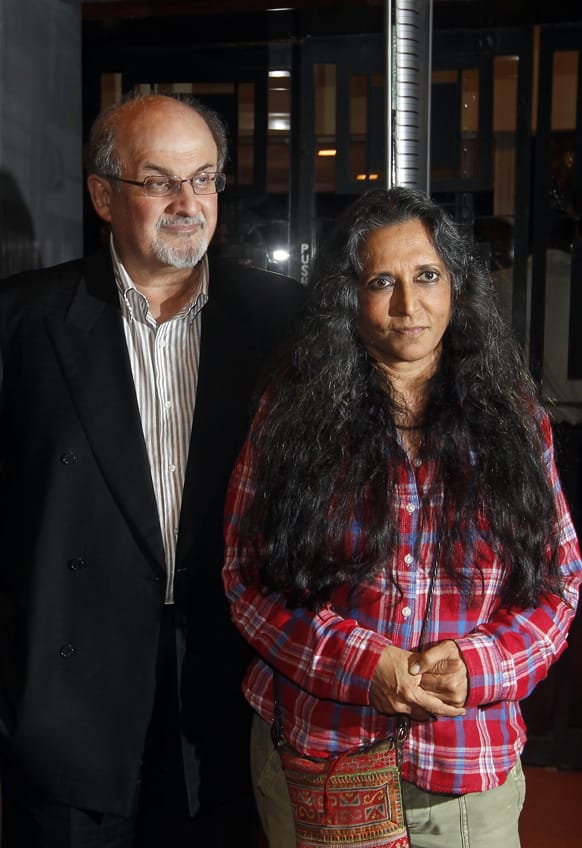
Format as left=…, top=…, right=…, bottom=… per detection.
left=149, top=177, right=173, bottom=190
left=194, top=173, right=212, bottom=187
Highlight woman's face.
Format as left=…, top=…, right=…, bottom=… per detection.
left=358, top=219, right=452, bottom=381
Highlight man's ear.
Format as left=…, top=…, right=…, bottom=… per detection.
left=87, top=174, right=113, bottom=223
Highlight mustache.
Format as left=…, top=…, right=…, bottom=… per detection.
left=156, top=213, right=207, bottom=229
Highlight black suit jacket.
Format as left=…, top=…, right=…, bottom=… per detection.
left=0, top=249, right=304, bottom=816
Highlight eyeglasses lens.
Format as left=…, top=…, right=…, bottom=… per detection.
left=142, top=175, right=225, bottom=197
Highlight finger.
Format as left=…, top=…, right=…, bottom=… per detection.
left=408, top=653, right=422, bottom=676
left=409, top=641, right=462, bottom=676
left=420, top=671, right=463, bottom=693
left=409, top=707, right=436, bottom=721
left=419, top=690, right=466, bottom=709
left=419, top=676, right=467, bottom=708
left=414, top=690, right=466, bottom=718
left=411, top=655, right=462, bottom=676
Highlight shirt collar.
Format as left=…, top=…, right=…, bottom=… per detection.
left=110, top=235, right=209, bottom=323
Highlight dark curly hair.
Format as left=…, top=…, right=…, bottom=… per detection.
left=240, top=186, right=561, bottom=610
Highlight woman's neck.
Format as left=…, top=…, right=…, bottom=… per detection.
left=386, top=375, right=428, bottom=459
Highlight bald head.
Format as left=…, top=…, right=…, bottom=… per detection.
left=86, top=92, right=228, bottom=179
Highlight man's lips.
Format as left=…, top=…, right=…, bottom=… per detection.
left=161, top=223, right=202, bottom=235
left=158, top=215, right=206, bottom=234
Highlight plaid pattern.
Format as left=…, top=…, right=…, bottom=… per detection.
left=223, top=408, right=582, bottom=795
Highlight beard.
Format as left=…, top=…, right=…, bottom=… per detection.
left=153, top=213, right=209, bottom=268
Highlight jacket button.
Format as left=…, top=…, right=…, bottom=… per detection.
left=60, top=644, right=75, bottom=658
left=60, top=451, right=77, bottom=465
left=68, top=557, right=85, bottom=571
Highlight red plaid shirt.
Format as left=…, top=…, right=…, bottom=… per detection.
left=223, top=409, right=582, bottom=794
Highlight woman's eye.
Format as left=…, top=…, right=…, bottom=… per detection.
left=418, top=270, right=440, bottom=283
left=367, top=276, right=394, bottom=291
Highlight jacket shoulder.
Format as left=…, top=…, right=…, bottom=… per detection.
left=208, top=256, right=306, bottom=321
left=0, top=251, right=112, bottom=311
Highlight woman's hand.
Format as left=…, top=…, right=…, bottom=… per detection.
left=408, top=639, right=468, bottom=708
left=370, top=643, right=467, bottom=719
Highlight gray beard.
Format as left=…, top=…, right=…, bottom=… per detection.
left=153, top=214, right=209, bottom=269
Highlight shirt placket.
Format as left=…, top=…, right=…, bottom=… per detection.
left=153, top=321, right=180, bottom=602
left=394, top=460, right=423, bottom=650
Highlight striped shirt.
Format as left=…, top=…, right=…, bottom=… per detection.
left=223, top=403, right=582, bottom=794
left=112, top=240, right=208, bottom=602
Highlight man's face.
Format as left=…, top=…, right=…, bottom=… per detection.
left=88, top=98, right=220, bottom=283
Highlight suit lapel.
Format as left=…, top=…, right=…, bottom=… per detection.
left=45, top=251, right=165, bottom=572
left=176, top=265, right=254, bottom=562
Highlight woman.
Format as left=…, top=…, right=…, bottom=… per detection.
left=222, top=187, right=582, bottom=848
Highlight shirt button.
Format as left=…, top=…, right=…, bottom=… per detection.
left=413, top=457, right=422, bottom=467
left=60, top=644, right=75, bottom=658
left=404, top=554, right=413, bottom=566
left=164, top=401, right=171, bottom=409
left=60, top=451, right=77, bottom=465
left=402, top=606, right=412, bottom=618
left=68, top=557, right=85, bottom=571
left=169, top=464, right=176, bottom=473
left=405, top=503, right=416, bottom=514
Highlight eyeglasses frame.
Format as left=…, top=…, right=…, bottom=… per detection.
left=100, top=172, right=227, bottom=197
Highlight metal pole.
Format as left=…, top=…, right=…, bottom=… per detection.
left=386, top=0, right=433, bottom=192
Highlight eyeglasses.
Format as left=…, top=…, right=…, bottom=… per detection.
left=103, top=172, right=227, bottom=197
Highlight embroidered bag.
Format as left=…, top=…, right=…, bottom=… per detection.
left=278, top=726, right=410, bottom=847
left=273, top=545, right=440, bottom=847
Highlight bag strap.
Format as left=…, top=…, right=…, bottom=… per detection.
left=417, top=538, right=440, bottom=652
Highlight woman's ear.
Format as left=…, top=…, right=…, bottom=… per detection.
left=86, top=174, right=113, bottom=223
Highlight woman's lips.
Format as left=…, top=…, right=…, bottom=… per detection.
left=393, top=326, right=426, bottom=336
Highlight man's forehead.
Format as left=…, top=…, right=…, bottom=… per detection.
left=116, top=104, right=216, bottom=162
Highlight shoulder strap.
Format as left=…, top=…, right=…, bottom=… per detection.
left=417, top=539, right=440, bottom=652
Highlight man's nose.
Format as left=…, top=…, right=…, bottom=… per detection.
left=167, top=181, right=205, bottom=215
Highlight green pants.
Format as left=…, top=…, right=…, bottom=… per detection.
left=250, top=713, right=525, bottom=848
left=402, top=759, right=525, bottom=847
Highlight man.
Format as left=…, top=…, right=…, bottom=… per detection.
left=0, top=92, right=304, bottom=846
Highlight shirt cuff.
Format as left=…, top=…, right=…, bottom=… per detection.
left=455, top=633, right=512, bottom=707
left=335, top=626, right=391, bottom=705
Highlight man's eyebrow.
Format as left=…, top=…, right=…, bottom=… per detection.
left=139, top=162, right=217, bottom=176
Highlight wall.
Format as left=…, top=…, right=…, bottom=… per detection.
left=0, top=0, right=83, bottom=273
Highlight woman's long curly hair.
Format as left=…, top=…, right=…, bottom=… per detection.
left=240, top=186, right=561, bottom=610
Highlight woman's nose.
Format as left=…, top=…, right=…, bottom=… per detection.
left=390, top=279, right=417, bottom=315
